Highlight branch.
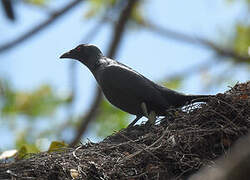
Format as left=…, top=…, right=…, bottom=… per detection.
left=101, top=15, right=249, bottom=62
left=164, top=55, right=219, bottom=82
left=0, top=0, right=85, bottom=53
left=69, top=0, right=139, bottom=147
left=1, top=0, right=15, bottom=21
left=142, top=22, right=250, bottom=62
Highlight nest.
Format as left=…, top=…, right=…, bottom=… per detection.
left=0, top=82, right=250, bottom=180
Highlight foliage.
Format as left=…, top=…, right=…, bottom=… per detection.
left=95, top=100, right=129, bottom=137
left=0, top=81, right=71, bottom=118
left=162, top=77, right=183, bottom=90
left=234, top=24, right=250, bottom=57
left=227, top=0, right=250, bottom=4
left=23, top=0, right=48, bottom=6
left=0, top=78, right=71, bottom=149
left=85, top=0, right=145, bottom=24
left=48, top=141, right=68, bottom=152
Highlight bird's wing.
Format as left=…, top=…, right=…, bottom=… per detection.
left=96, top=63, right=169, bottom=110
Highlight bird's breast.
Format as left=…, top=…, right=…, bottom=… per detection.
left=93, top=69, right=143, bottom=115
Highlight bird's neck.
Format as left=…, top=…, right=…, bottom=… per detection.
left=91, top=60, right=102, bottom=72
left=88, top=57, right=107, bottom=73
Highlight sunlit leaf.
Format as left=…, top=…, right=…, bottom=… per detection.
left=161, top=77, right=183, bottom=90
left=48, top=141, right=68, bottom=152
left=84, top=0, right=145, bottom=24
left=84, top=0, right=105, bottom=18
left=226, top=0, right=250, bottom=4
left=234, top=24, right=250, bottom=58
left=131, top=1, right=145, bottom=25
left=17, top=144, right=40, bottom=159
left=1, top=83, right=70, bottom=118
left=24, top=0, right=48, bottom=6
left=17, top=145, right=27, bottom=159
left=95, top=100, right=129, bottom=137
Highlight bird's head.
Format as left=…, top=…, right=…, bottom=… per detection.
left=60, top=44, right=103, bottom=69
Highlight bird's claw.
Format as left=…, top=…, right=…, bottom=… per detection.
left=141, top=102, right=156, bottom=126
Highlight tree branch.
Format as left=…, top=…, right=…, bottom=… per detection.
left=1, top=0, right=15, bottom=21
left=164, top=55, right=219, bottom=81
left=0, top=0, right=85, bottom=53
left=69, top=0, right=139, bottom=147
left=141, top=22, right=250, bottom=62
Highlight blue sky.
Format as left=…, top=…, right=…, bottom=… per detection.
left=0, top=0, right=249, bottom=149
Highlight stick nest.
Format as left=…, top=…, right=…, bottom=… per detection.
left=0, top=82, right=250, bottom=180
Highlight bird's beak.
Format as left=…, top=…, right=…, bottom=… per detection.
left=60, top=51, right=72, bottom=59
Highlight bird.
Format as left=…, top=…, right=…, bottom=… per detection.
left=60, top=44, right=211, bottom=127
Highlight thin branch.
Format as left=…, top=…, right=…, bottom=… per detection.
left=142, top=22, right=250, bottom=62
left=164, top=55, right=219, bottom=81
left=69, top=0, right=139, bottom=147
left=80, top=10, right=110, bottom=43
left=102, top=16, right=249, bottom=62
left=2, top=0, right=15, bottom=21
left=0, top=0, right=85, bottom=53
left=106, top=0, right=139, bottom=58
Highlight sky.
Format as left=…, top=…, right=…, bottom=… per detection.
left=0, top=0, right=249, bottom=149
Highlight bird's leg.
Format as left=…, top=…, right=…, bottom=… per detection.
left=145, top=110, right=157, bottom=126
left=128, top=115, right=143, bottom=128
left=141, top=102, right=157, bottom=126
left=141, top=102, right=149, bottom=117
left=148, top=110, right=156, bottom=124
left=127, top=102, right=147, bottom=128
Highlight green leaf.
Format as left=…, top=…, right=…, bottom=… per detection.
left=84, top=0, right=106, bottom=18
left=234, top=24, right=250, bottom=57
left=161, top=77, right=183, bottom=90
left=131, top=1, right=145, bottom=25
left=17, top=144, right=40, bottom=159
left=48, top=141, right=68, bottom=152
left=95, top=100, right=129, bottom=137
left=226, top=0, right=250, bottom=4
left=24, top=0, right=48, bottom=6
left=17, top=145, right=27, bottom=159
left=1, top=84, right=70, bottom=118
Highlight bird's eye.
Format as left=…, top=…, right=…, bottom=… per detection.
left=76, top=47, right=81, bottom=51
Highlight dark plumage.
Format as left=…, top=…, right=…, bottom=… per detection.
left=60, top=44, right=211, bottom=126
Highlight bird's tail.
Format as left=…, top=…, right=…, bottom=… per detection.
left=157, top=85, right=214, bottom=107
left=184, top=95, right=213, bottom=104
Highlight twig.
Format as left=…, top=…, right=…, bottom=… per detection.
left=72, top=145, right=82, bottom=160
left=117, top=132, right=160, bottom=160
left=121, top=127, right=169, bottom=162
left=2, top=0, right=15, bottom=21
left=142, top=21, right=250, bottom=62
left=0, top=0, right=85, bottom=53
left=164, top=55, right=219, bottom=81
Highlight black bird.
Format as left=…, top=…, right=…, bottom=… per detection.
left=60, top=44, right=211, bottom=127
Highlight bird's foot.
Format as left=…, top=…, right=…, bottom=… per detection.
left=145, top=111, right=157, bottom=126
